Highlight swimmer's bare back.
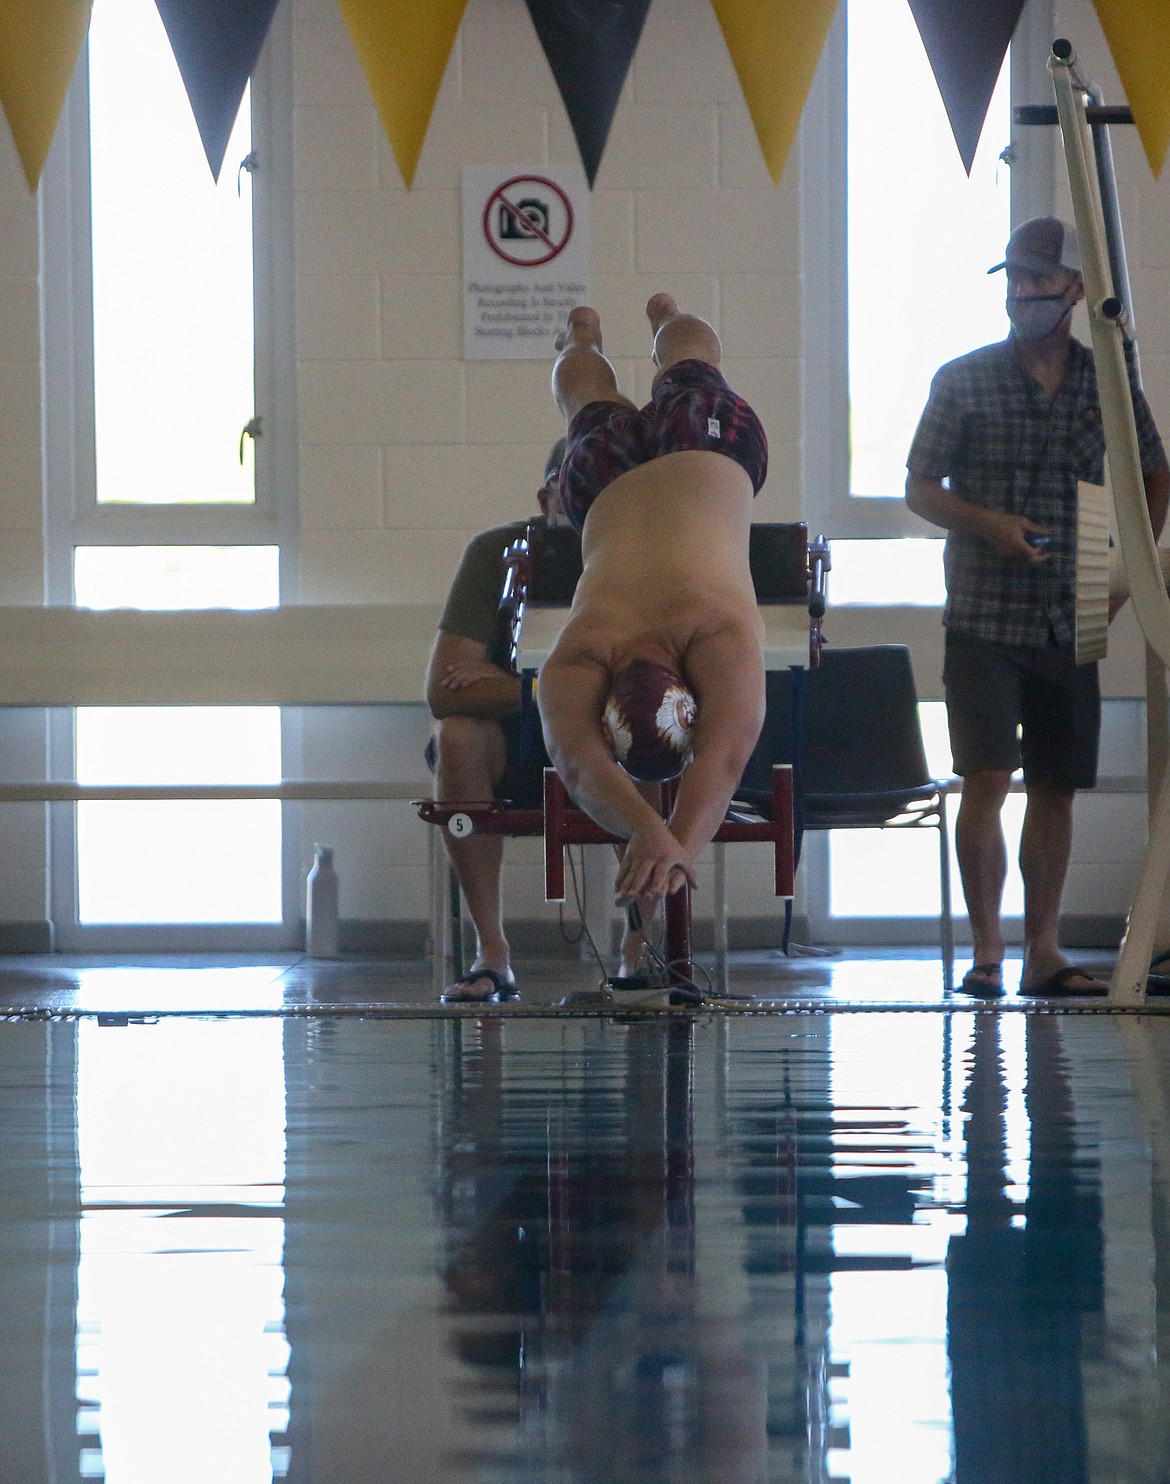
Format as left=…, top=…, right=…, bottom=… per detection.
left=574, top=448, right=758, bottom=621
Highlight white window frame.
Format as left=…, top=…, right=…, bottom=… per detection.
left=39, top=6, right=303, bottom=951
left=797, top=0, right=1056, bottom=945
left=800, top=0, right=1056, bottom=542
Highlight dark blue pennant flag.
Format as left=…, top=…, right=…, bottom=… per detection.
left=524, top=0, right=652, bottom=186
left=153, top=0, right=281, bottom=179
left=906, top=0, right=1027, bottom=173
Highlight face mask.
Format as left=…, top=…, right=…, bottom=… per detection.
left=1007, top=293, right=1072, bottom=342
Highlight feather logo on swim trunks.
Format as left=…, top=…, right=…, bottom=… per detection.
left=602, top=662, right=696, bottom=782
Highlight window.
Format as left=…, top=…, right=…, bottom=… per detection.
left=846, top=0, right=1011, bottom=506
left=799, top=0, right=1049, bottom=940
left=803, top=0, right=1014, bottom=543
left=41, top=0, right=297, bottom=948
left=73, top=547, right=282, bottom=926
left=88, top=0, right=257, bottom=507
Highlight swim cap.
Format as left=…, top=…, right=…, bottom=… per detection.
left=602, top=661, right=697, bottom=782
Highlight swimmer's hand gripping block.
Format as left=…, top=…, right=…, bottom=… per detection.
left=541, top=766, right=794, bottom=903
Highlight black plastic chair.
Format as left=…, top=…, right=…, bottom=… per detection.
left=736, top=644, right=954, bottom=990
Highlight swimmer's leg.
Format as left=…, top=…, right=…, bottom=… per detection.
left=647, top=292, right=721, bottom=371
left=552, top=306, right=637, bottom=421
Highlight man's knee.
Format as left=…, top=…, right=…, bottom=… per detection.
left=433, top=715, right=506, bottom=785
left=958, top=769, right=1013, bottom=813
left=1024, top=779, right=1076, bottom=815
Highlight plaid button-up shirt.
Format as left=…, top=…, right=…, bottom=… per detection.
left=907, top=337, right=1165, bottom=648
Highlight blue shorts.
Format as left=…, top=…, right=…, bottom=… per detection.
left=424, top=710, right=549, bottom=809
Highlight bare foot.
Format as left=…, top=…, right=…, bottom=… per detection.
left=554, top=305, right=603, bottom=354
left=646, top=291, right=720, bottom=369
left=1019, top=952, right=1107, bottom=997
left=645, top=292, right=680, bottom=335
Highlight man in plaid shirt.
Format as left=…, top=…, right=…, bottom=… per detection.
left=907, top=217, right=1168, bottom=999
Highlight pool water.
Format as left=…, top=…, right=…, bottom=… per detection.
left=4, top=1009, right=1169, bottom=1482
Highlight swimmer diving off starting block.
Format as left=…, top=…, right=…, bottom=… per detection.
left=537, top=294, right=769, bottom=924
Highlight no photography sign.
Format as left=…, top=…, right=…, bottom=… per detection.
left=463, top=166, right=589, bottom=360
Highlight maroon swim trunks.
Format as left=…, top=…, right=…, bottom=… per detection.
left=557, top=358, right=768, bottom=532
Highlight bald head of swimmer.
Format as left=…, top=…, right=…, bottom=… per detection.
left=601, top=659, right=697, bottom=782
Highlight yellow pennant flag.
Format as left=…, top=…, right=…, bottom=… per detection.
left=710, top=0, right=839, bottom=186
left=335, top=0, right=468, bottom=188
left=0, top=0, right=92, bottom=191
left=1092, top=0, right=1170, bottom=176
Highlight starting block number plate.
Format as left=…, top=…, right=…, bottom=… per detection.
left=447, top=813, right=474, bottom=838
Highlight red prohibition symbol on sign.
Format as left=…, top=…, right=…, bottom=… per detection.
left=483, top=175, right=574, bottom=267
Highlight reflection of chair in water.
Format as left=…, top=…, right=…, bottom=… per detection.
left=735, top=644, right=954, bottom=989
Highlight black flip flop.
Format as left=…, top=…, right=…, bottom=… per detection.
left=1018, top=965, right=1107, bottom=998
left=440, top=968, right=519, bottom=1004
left=958, top=962, right=1004, bottom=998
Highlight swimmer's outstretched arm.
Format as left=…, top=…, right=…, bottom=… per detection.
left=538, top=651, right=697, bottom=901
left=665, top=626, right=766, bottom=862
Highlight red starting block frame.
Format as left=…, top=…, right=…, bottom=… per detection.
left=419, top=763, right=794, bottom=984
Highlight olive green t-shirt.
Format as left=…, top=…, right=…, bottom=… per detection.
left=438, top=521, right=531, bottom=666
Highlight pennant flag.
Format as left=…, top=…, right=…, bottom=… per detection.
left=336, top=0, right=468, bottom=188
left=153, top=0, right=280, bottom=180
left=0, top=0, right=92, bottom=191
left=1092, top=0, right=1170, bottom=177
left=710, top=0, right=838, bottom=186
left=524, top=0, right=651, bottom=187
left=907, top=0, right=1025, bottom=174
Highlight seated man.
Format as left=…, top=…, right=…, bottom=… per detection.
left=426, top=442, right=564, bottom=1002
left=538, top=294, right=768, bottom=909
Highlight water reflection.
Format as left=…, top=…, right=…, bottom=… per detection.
left=433, top=1019, right=768, bottom=1482
left=947, top=1016, right=1101, bottom=1483
left=6, top=1009, right=1170, bottom=1480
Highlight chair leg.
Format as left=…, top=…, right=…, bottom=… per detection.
left=664, top=882, right=694, bottom=982
left=938, top=801, right=954, bottom=994
left=580, top=845, right=615, bottom=960
left=713, top=842, right=729, bottom=994
left=429, top=828, right=450, bottom=998
left=449, top=859, right=465, bottom=982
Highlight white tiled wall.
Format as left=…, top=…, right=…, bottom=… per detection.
left=292, top=0, right=802, bottom=611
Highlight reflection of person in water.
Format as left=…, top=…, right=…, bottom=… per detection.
left=435, top=1019, right=770, bottom=1481
left=946, top=1016, right=1102, bottom=1482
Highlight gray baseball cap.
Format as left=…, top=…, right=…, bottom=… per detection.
left=988, top=216, right=1082, bottom=275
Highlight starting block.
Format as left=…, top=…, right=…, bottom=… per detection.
left=421, top=519, right=816, bottom=994
left=420, top=762, right=793, bottom=987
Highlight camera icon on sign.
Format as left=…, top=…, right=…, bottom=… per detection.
left=499, top=198, right=550, bottom=240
